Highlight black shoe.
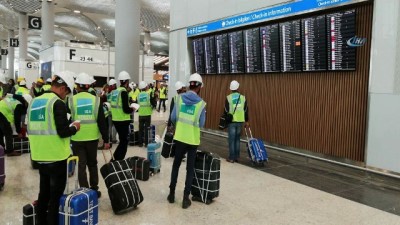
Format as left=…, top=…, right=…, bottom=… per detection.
left=167, top=193, right=175, bottom=203
left=234, top=159, right=239, bottom=163
left=182, top=195, right=191, bottom=209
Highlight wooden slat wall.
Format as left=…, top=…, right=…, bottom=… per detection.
left=200, top=3, right=373, bottom=162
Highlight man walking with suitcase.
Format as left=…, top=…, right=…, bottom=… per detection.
left=168, top=73, right=206, bottom=209
left=28, top=71, right=80, bottom=225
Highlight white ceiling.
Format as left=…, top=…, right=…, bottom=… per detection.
left=0, top=0, right=170, bottom=60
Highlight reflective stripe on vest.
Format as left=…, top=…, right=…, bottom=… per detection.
left=28, top=92, right=71, bottom=161
left=0, top=96, right=20, bottom=123
left=228, top=93, right=245, bottom=123
left=138, top=91, right=152, bottom=116
left=173, top=95, right=205, bottom=145
left=70, top=92, right=100, bottom=141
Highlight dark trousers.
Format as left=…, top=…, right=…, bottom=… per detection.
left=158, top=99, right=166, bottom=111
left=71, top=140, right=99, bottom=190
left=150, top=97, right=157, bottom=109
left=138, top=116, right=151, bottom=145
left=37, top=159, right=67, bottom=225
left=169, top=140, right=197, bottom=195
left=113, top=120, right=130, bottom=160
left=0, top=113, right=13, bottom=154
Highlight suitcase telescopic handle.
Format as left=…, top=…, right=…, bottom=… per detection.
left=64, top=156, right=79, bottom=194
left=101, top=148, right=115, bottom=163
left=244, top=127, right=253, bottom=141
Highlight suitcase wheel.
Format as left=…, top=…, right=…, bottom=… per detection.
left=0, top=183, right=4, bottom=191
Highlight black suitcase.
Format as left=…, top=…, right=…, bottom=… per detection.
left=191, top=150, right=221, bottom=204
left=22, top=202, right=37, bottom=225
left=100, top=159, right=144, bottom=214
left=161, top=132, right=175, bottom=158
left=129, top=131, right=140, bottom=146
left=13, top=137, right=30, bottom=153
left=126, top=156, right=150, bottom=181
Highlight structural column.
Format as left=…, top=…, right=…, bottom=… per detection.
left=115, top=0, right=141, bottom=84
left=143, top=31, right=151, bottom=53
left=18, top=13, right=28, bottom=61
left=8, top=30, right=15, bottom=80
left=41, top=0, right=55, bottom=48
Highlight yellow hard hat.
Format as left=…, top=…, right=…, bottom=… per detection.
left=37, top=78, right=44, bottom=83
left=17, top=77, right=25, bottom=82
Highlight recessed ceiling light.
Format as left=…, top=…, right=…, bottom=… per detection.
left=73, top=10, right=81, bottom=13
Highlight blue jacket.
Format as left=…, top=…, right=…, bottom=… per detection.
left=171, top=90, right=206, bottom=128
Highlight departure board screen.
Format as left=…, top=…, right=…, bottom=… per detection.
left=216, top=33, right=230, bottom=74
left=192, top=38, right=205, bottom=74
left=280, top=20, right=302, bottom=72
left=203, top=36, right=217, bottom=74
left=260, top=24, right=280, bottom=72
left=244, top=28, right=262, bottom=73
left=327, top=9, right=356, bottom=70
left=302, top=15, right=327, bottom=71
left=228, top=31, right=245, bottom=73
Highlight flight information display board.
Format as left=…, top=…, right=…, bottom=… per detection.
left=280, top=20, right=302, bottom=72
left=228, top=31, right=245, bottom=73
left=244, top=28, right=262, bottom=73
left=327, top=9, right=356, bottom=70
left=203, top=36, right=217, bottom=74
left=216, top=33, right=230, bottom=74
left=192, top=38, right=205, bottom=74
left=302, top=15, right=327, bottom=71
left=260, top=24, right=280, bottom=72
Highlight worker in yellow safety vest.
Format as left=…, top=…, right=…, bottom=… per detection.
left=157, top=83, right=168, bottom=112
left=137, top=81, right=152, bottom=147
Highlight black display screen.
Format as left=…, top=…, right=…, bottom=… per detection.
left=280, top=20, right=302, bottom=72
left=203, top=36, right=217, bottom=74
left=302, top=15, right=327, bottom=71
left=192, top=38, right=205, bottom=74
left=228, top=31, right=245, bottom=73
left=216, top=33, right=230, bottom=74
left=244, top=28, right=262, bottom=73
left=327, top=9, right=356, bottom=70
left=260, top=24, right=280, bottom=72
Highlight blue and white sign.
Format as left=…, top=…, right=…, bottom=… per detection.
left=187, top=0, right=364, bottom=37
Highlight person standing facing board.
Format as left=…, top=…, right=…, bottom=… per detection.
left=28, top=71, right=80, bottom=225
left=167, top=73, right=206, bottom=209
left=225, top=80, right=249, bottom=163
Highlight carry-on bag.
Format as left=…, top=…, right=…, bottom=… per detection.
left=126, top=156, right=150, bottom=181
left=245, top=128, right=268, bottom=166
left=191, top=150, right=221, bottom=204
left=161, top=131, right=175, bottom=158
left=59, top=156, right=99, bottom=225
left=100, top=149, right=144, bottom=214
left=0, top=145, right=5, bottom=191
left=13, top=136, right=30, bottom=153
left=22, top=201, right=37, bottom=225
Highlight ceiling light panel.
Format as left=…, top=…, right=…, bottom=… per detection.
left=3, top=0, right=41, bottom=13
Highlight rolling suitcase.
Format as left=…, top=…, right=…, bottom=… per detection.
left=191, top=150, right=221, bottom=204
left=161, top=131, right=175, bottom=158
left=0, top=145, right=5, bottom=191
left=147, top=142, right=161, bottom=175
left=245, top=128, right=268, bottom=166
left=129, top=131, right=140, bottom=146
left=13, top=136, right=30, bottom=154
left=59, top=156, right=99, bottom=225
left=126, top=156, right=150, bottom=181
left=100, top=150, right=144, bottom=214
left=22, top=201, right=37, bottom=225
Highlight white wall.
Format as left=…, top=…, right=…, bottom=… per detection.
left=366, top=0, right=400, bottom=173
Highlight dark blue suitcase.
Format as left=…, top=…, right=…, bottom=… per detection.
left=59, top=156, right=99, bottom=225
left=245, top=128, right=268, bottom=165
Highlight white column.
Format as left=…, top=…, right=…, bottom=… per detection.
left=143, top=31, right=151, bottom=53
left=18, top=13, right=28, bottom=61
left=115, top=0, right=141, bottom=84
left=8, top=30, right=15, bottom=80
left=41, top=0, right=55, bottom=48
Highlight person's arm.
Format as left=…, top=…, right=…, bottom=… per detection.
left=167, top=97, right=175, bottom=127
left=13, top=104, right=23, bottom=134
left=244, top=100, right=249, bottom=122
left=224, top=97, right=229, bottom=114
left=121, top=91, right=133, bottom=114
left=97, top=104, right=109, bottom=143
left=199, top=107, right=206, bottom=128
left=171, top=104, right=177, bottom=126
left=53, top=100, right=78, bottom=137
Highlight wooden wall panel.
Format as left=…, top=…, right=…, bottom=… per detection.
left=199, top=3, right=373, bottom=162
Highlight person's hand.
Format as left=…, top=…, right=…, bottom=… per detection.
left=72, top=121, right=81, bottom=131
left=103, top=143, right=111, bottom=150
left=244, top=122, right=250, bottom=128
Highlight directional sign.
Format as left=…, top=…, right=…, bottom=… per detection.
left=9, top=38, right=19, bottom=47
left=28, top=16, right=42, bottom=30
left=0, top=49, right=8, bottom=55
left=187, top=0, right=367, bottom=37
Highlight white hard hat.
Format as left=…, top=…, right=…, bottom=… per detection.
left=55, top=71, right=76, bottom=93
left=90, top=76, right=96, bottom=84
left=230, top=80, right=240, bottom=91
left=108, top=79, right=117, bottom=86
left=19, top=80, right=26, bottom=86
left=138, top=81, right=147, bottom=89
left=188, top=73, right=203, bottom=87
left=75, top=72, right=92, bottom=85
left=46, top=78, right=52, bottom=83
left=129, top=82, right=136, bottom=89
left=175, top=81, right=185, bottom=91
left=118, top=71, right=130, bottom=81
left=22, top=94, right=32, bottom=105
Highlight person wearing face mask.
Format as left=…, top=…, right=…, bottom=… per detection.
left=28, top=71, right=81, bottom=225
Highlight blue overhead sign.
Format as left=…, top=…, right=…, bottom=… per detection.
left=187, top=0, right=356, bottom=37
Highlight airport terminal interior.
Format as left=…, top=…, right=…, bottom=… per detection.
left=2, top=0, right=400, bottom=224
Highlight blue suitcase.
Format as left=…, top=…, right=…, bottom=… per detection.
left=59, top=156, right=99, bottom=225
left=245, top=128, right=268, bottom=166
left=147, top=142, right=161, bottom=174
